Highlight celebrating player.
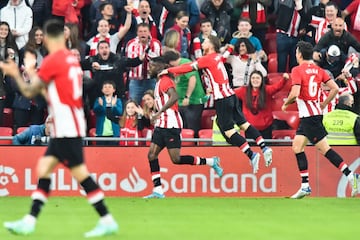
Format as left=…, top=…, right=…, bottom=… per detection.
left=282, top=41, right=359, bottom=199
left=0, top=19, right=118, bottom=237
left=159, top=36, right=273, bottom=174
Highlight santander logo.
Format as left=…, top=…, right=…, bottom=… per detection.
left=120, top=167, right=147, bottom=192
left=337, top=157, right=360, bottom=197
left=0, top=165, right=19, bottom=196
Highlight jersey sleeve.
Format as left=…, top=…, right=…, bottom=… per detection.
left=37, top=55, right=56, bottom=84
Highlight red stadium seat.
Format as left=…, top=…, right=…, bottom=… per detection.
left=272, top=129, right=296, bottom=139
left=181, top=128, right=195, bottom=146
left=198, top=129, right=213, bottom=146
left=2, top=108, right=13, bottom=128
left=0, top=127, right=13, bottom=145
left=200, top=109, right=216, bottom=129
left=271, top=97, right=298, bottom=111
left=272, top=111, right=300, bottom=129
left=267, top=53, right=278, bottom=73
left=16, top=127, right=28, bottom=134
left=88, top=128, right=96, bottom=145
left=264, top=33, right=277, bottom=54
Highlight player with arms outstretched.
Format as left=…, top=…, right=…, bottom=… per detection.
left=282, top=41, right=359, bottom=199
left=160, top=36, right=273, bottom=174
left=0, top=19, right=118, bottom=237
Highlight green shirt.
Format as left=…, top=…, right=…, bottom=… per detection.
left=175, top=58, right=206, bottom=106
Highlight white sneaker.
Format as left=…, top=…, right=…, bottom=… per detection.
left=263, top=147, right=273, bottom=167
left=250, top=152, right=260, bottom=174
left=290, top=186, right=312, bottom=199
left=350, top=173, right=359, bottom=197
left=84, top=219, right=118, bottom=238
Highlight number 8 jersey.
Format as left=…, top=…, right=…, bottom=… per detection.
left=38, top=49, right=86, bottom=138
left=291, top=62, right=331, bottom=118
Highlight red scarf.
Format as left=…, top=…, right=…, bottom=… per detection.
left=120, top=116, right=140, bottom=146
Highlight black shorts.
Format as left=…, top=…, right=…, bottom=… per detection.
left=215, top=95, right=247, bottom=132
left=151, top=127, right=181, bottom=149
left=296, top=115, right=328, bottom=144
left=45, top=138, right=84, bottom=168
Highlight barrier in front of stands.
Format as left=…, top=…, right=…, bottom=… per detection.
left=0, top=146, right=359, bottom=198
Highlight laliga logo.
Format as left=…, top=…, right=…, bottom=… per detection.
left=120, top=167, right=147, bottom=192
left=337, top=157, right=360, bottom=197
left=0, top=165, right=19, bottom=196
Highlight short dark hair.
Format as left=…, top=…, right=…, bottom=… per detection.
left=296, top=41, right=313, bottom=60
left=338, top=93, right=351, bottom=105
left=161, top=50, right=180, bottom=63
left=207, top=35, right=221, bottom=53
left=235, top=38, right=255, bottom=54
left=43, top=19, right=64, bottom=38
left=99, top=2, right=112, bottom=12
left=97, top=40, right=110, bottom=49
left=200, top=18, right=212, bottom=26
left=103, top=80, right=116, bottom=89
left=137, top=22, right=150, bottom=31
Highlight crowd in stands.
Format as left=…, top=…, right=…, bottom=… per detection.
left=0, top=0, right=360, bottom=145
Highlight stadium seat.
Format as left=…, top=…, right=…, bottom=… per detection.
left=271, top=97, right=298, bottom=111
left=264, top=33, right=277, bottom=54
left=16, top=127, right=28, bottom=134
left=2, top=108, right=13, bottom=128
left=198, top=129, right=213, bottom=146
left=0, top=127, right=13, bottom=145
left=272, top=129, right=296, bottom=139
left=88, top=110, right=96, bottom=130
left=200, top=109, right=216, bottom=129
left=88, top=128, right=96, bottom=145
left=267, top=53, right=278, bottom=73
left=181, top=128, right=195, bottom=146
left=272, top=111, right=300, bottom=129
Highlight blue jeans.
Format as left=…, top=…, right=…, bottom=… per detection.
left=276, top=32, right=298, bottom=72
left=129, top=78, right=156, bottom=104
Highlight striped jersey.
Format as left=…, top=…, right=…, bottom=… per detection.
left=167, top=53, right=234, bottom=100
left=154, top=75, right=183, bottom=128
left=38, top=49, right=86, bottom=138
left=291, top=62, right=330, bottom=118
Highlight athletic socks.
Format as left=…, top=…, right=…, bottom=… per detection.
left=80, top=176, right=109, bottom=217
left=30, top=178, right=51, bottom=218
left=325, top=149, right=351, bottom=176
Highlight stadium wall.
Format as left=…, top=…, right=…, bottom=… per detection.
left=0, top=146, right=359, bottom=198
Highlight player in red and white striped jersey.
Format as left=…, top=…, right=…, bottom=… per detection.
left=282, top=41, right=359, bottom=199
left=163, top=36, right=274, bottom=174
left=0, top=19, right=118, bottom=237
left=143, top=56, right=222, bottom=199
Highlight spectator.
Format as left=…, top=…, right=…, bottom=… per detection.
left=12, top=48, right=47, bottom=132
left=342, top=0, right=360, bottom=42
left=305, top=0, right=329, bottom=45
left=137, top=89, right=156, bottom=132
left=119, top=99, right=143, bottom=146
left=308, top=2, right=344, bottom=44
left=233, top=0, right=272, bottom=46
left=230, top=18, right=267, bottom=62
left=90, top=0, right=121, bottom=24
left=323, top=92, right=360, bottom=145
left=193, top=18, right=217, bottom=59
left=86, top=4, right=133, bottom=56
left=153, top=0, right=187, bottom=37
left=234, top=71, right=290, bottom=139
left=163, top=50, right=207, bottom=138
left=224, top=38, right=267, bottom=88
left=89, top=2, right=121, bottom=38
left=21, top=26, right=47, bottom=67
left=0, top=0, right=33, bottom=50
left=165, top=11, right=191, bottom=58
left=93, top=80, right=123, bottom=145
left=51, top=0, right=84, bottom=23
left=133, top=0, right=161, bottom=40
left=13, top=115, right=52, bottom=145
left=126, top=23, right=162, bottom=104
left=0, top=21, right=18, bottom=114
left=64, top=23, right=87, bottom=60
left=313, top=17, right=360, bottom=62
left=162, top=28, right=180, bottom=52
left=200, top=0, right=233, bottom=44
left=26, top=0, right=52, bottom=28
left=274, top=0, right=312, bottom=72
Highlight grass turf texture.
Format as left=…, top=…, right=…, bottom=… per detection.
left=0, top=197, right=359, bottom=240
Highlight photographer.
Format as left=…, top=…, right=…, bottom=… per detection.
left=12, top=115, right=52, bottom=145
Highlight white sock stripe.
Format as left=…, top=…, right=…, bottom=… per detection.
left=87, top=191, right=105, bottom=204
left=151, top=174, right=161, bottom=180
left=300, top=173, right=309, bottom=177
left=31, top=190, right=48, bottom=202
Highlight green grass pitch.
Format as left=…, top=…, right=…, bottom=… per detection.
left=0, top=197, right=359, bottom=240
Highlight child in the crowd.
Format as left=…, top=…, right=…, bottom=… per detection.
left=119, top=99, right=143, bottom=146
left=93, top=80, right=123, bottom=145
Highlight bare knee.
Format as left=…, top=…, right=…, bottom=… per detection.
left=170, top=156, right=181, bottom=164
